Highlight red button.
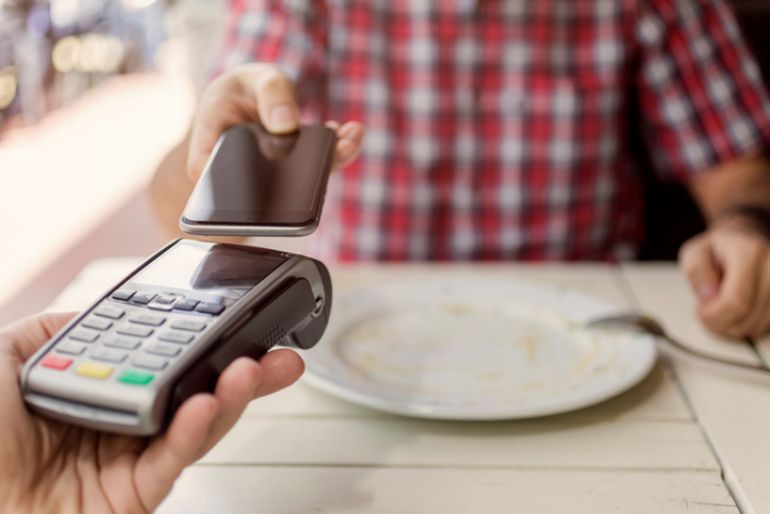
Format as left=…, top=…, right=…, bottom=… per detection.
left=41, top=355, right=73, bottom=370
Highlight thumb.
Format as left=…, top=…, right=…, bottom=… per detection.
left=251, top=66, right=301, bottom=134
left=186, top=64, right=300, bottom=180
left=1, top=312, right=77, bottom=361
left=679, top=235, right=722, bottom=304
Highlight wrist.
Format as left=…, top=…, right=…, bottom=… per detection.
left=1, top=494, right=41, bottom=514
left=713, top=204, right=770, bottom=241
left=0, top=477, right=78, bottom=514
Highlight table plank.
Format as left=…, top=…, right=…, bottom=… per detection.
left=159, top=467, right=738, bottom=514
left=753, top=335, right=770, bottom=366
left=623, top=264, right=770, bottom=514
left=201, top=416, right=717, bottom=470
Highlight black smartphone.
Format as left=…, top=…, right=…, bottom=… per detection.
left=180, top=123, right=337, bottom=236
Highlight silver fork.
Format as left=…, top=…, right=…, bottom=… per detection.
left=586, top=313, right=770, bottom=374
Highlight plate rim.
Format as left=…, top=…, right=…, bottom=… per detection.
left=302, top=278, right=658, bottom=420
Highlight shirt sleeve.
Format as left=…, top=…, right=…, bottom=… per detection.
left=635, top=0, right=770, bottom=181
left=211, top=0, right=329, bottom=120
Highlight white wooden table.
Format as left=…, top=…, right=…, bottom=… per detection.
left=47, top=261, right=770, bottom=514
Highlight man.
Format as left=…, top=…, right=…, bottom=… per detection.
left=0, top=313, right=303, bottom=512
left=151, top=0, right=770, bottom=339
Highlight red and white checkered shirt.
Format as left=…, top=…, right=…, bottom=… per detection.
left=215, top=0, right=770, bottom=261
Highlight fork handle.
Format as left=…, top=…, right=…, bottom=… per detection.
left=663, top=335, right=770, bottom=374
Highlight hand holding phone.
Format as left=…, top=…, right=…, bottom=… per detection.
left=181, top=123, right=337, bottom=236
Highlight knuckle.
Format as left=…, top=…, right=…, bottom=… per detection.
left=734, top=232, right=767, bottom=257
left=201, top=89, right=230, bottom=109
left=678, top=236, right=705, bottom=263
left=679, top=255, right=698, bottom=277
left=750, top=239, right=768, bottom=259
left=199, top=84, right=240, bottom=114
left=755, top=321, right=770, bottom=339
left=256, top=67, right=291, bottom=94
left=699, top=312, right=723, bottom=333
left=723, top=293, right=752, bottom=318
left=205, top=72, right=241, bottom=96
left=699, top=313, right=741, bottom=339
left=679, top=251, right=709, bottom=282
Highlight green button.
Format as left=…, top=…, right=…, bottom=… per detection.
left=118, top=370, right=155, bottom=386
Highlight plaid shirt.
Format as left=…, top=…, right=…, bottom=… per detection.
left=216, top=0, right=770, bottom=261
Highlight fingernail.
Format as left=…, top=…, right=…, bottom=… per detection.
left=339, top=123, right=356, bottom=139
left=697, top=283, right=717, bottom=302
left=269, top=105, right=297, bottom=131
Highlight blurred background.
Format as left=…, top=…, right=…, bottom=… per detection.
left=0, top=0, right=225, bottom=323
left=1, top=0, right=770, bottom=325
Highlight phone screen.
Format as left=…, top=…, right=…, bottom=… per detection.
left=131, top=240, right=288, bottom=300
left=182, top=124, right=335, bottom=227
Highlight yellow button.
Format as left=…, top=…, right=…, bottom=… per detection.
left=75, top=361, right=114, bottom=380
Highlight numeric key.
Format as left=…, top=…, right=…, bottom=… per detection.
left=93, top=305, right=125, bottom=320
left=131, top=292, right=156, bottom=305
left=170, top=319, right=207, bottom=332
left=159, top=331, right=194, bottom=345
left=102, top=335, right=142, bottom=350
left=132, top=354, right=168, bottom=371
left=91, top=348, right=128, bottom=364
left=128, top=313, right=166, bottom=327
left=56, top=341, right=87, bottom=356
left=69, top=328, right=99, bottom=343
left=111, top=290, right=135, bottom=301
left=196, top=302, right=225, bottom=315
left=146, top=342, right=181, bottom=357
left=81, top=317, right=113, bottom=331
left=117, top=325, right=154, bottom=338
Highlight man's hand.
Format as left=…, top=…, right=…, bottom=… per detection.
left=679, top=221, right=770, bottom=339
left=0, top=312, right=304, bottom=514
left=188, top=63, right=365, bottom=181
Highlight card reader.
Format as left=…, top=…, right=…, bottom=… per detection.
left=20, top=239, right=331, bottom=436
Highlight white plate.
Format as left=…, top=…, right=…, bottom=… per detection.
left=302, top=278, right=657, bottom=420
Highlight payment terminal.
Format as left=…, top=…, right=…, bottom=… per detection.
left=20, top=239, right=331, bottom=435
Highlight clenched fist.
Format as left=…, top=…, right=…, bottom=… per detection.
left=680, top=218, right=770, bottom=339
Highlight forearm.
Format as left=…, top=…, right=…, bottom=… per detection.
left=688, top=152, right=770, bottom=222
left=0, top=458, right=80, bottom=514
left=148, top=138, right=195, bottom=241
left=148, top=136, right=247, bottom=245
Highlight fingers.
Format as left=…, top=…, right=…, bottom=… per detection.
left=202, top=351, right=304, bottom=452
left=133, top=350, right=303, bottom=509
left=250, top=67, right=300, bottom=134
left=187, top=64, right=299, bottom=180
left=325, top=120, right=365, bottom=171
left=201, top=357, right=264, bottom=448
left=679, top=235, right=721, bottom=304
left=187, top=63, right=365, bottom=181
left=0, top=312, right=77, bottom=361
left=687, top=229, right=769, bottom=339
left=743, top=258, right=770, bottom=338
left=187, top=74, right=255, bottom=181
left=134, top=394, right=220, bottom=510
left=336, top=121, right=365, bottom=170
left=252, top=348, right=305, bottom=398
